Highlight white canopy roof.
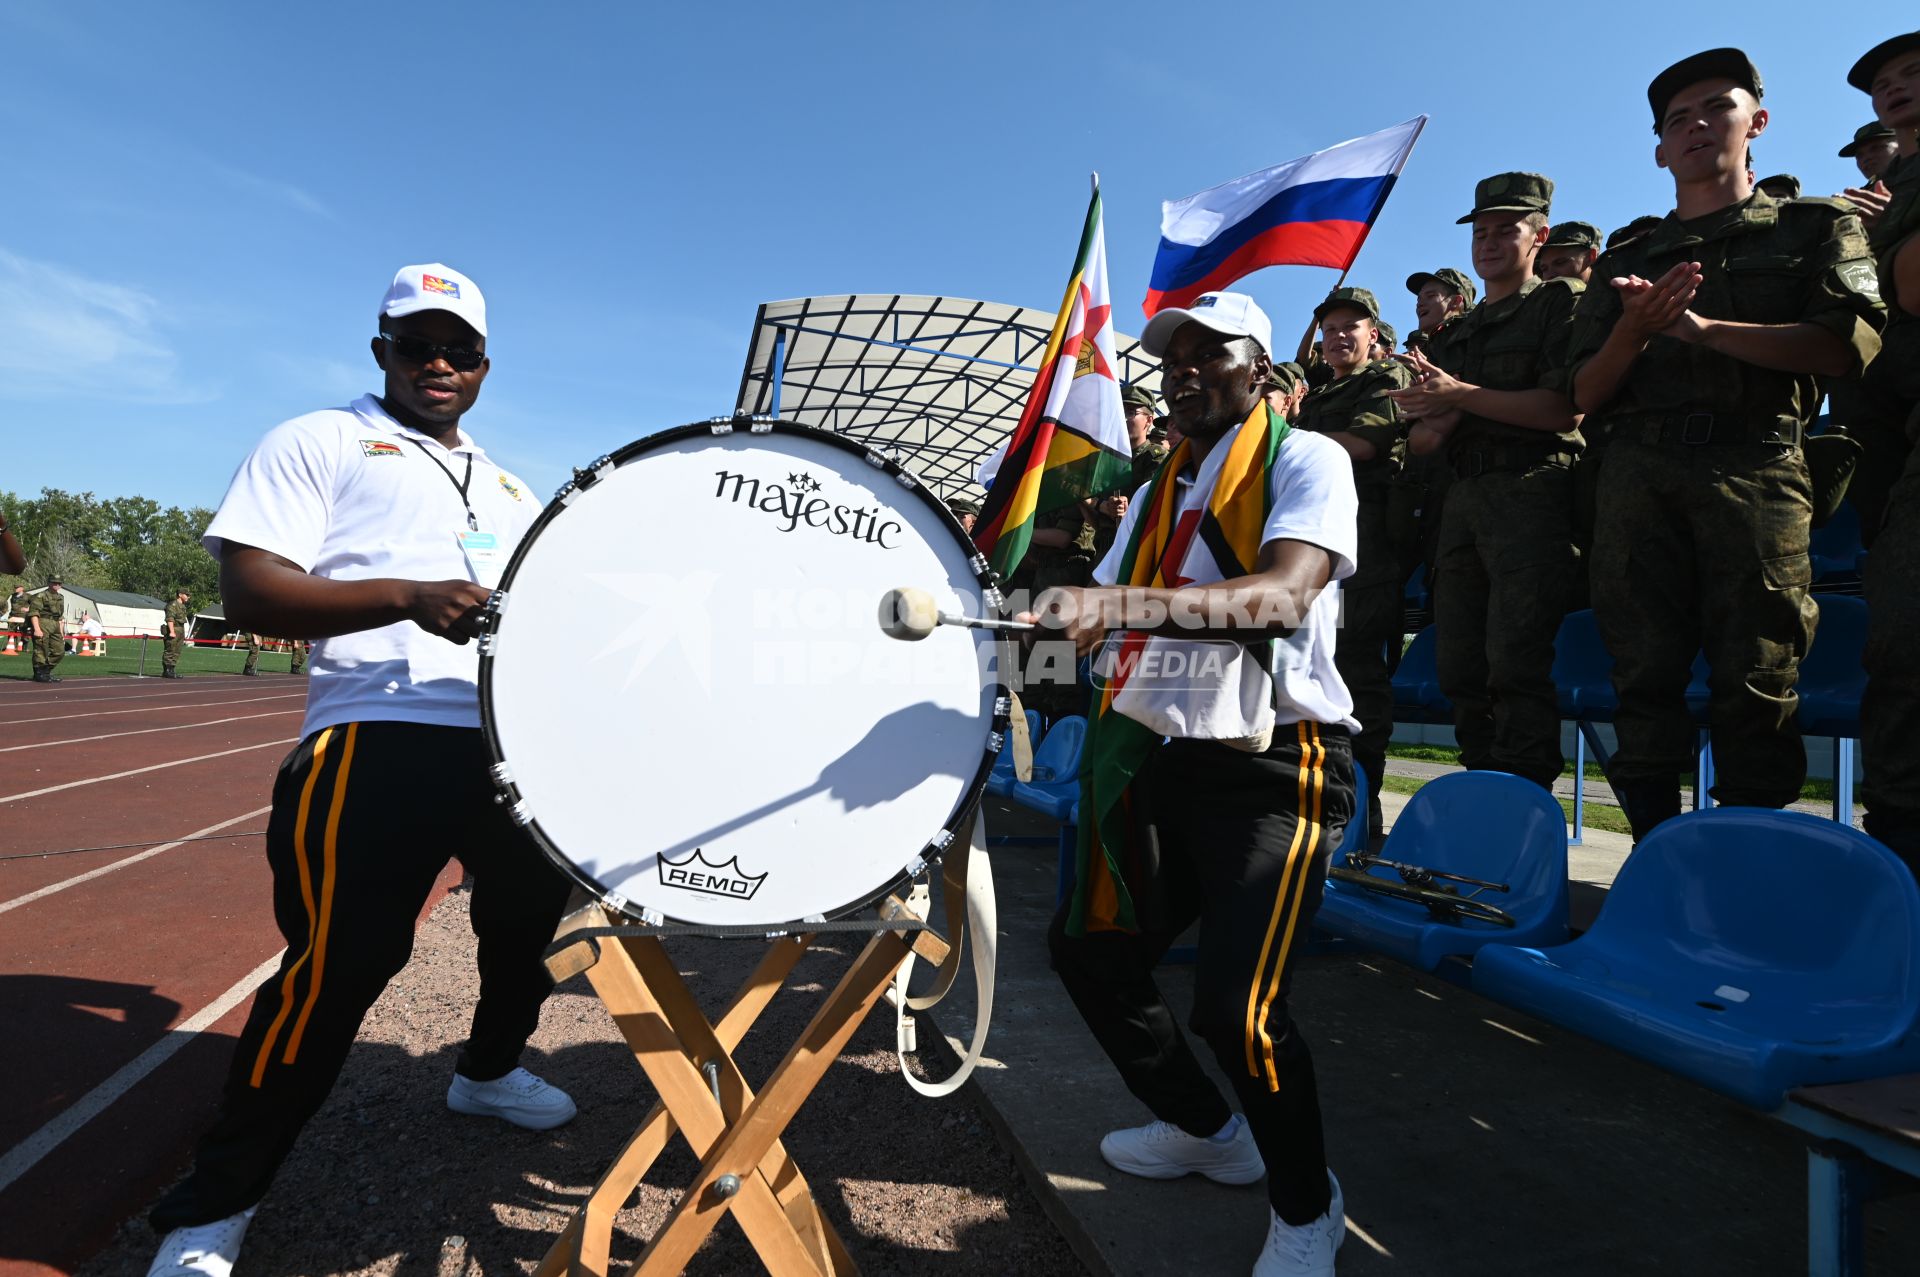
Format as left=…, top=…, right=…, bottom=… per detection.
left=733, top=294, right=1164, bottom=499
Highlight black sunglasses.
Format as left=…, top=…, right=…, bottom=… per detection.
left=377, top=333, right=486, bottom=372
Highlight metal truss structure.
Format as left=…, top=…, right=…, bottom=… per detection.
left=733, top=294, right=1161, bottom=499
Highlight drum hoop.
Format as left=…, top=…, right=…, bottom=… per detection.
left=477, top=414, right=1011, bottom=933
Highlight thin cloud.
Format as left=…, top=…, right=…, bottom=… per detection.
left=0, top=248, right=210, bottom=403
left=200, top=157, right=334, bottom=220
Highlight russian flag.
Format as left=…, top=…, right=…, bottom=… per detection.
left=1144, top=117, right=1428, bottom=316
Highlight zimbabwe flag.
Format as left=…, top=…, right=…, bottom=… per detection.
left=973, top=185, right=1133, bottom=580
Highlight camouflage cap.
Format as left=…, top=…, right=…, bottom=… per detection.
left=1455, top=172, right=1553, bottom=225
left=1265, top=363, right=1298, bottom=393
left=1849, top=31, right=1920, bottom=94
left=1606, top=215, right=1666, bottom=248
left=945, top=495, right=981, bottom=518
left=47, top=575, right=62, bottom=585
left=1756, top=173, right=1802, bottom=200
left=1839, top=120, right=1898, bottom=157
left=1312, top=286, right=1382, bottom=324
left=1405, top=267, right=1478, bottom=305
left=1544, top=220, right=1602, bottom=250
left=1277, top=360, right=1306, bottom=384
left=1121, top=382, right=1157, bottom=412
left=1375, top=320, right=1398, bottom=349
left=1648, top=48, right=1762, bottom=131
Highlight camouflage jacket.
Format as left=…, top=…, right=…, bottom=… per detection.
left=1565, top=191, right=1884, bottom=440
left=1292, top=358, right=1412, bottom=490
left=1425, top=275, right=1584, bottom=455
left=6, top=594, right=28, bottom=626
left=164, top=599, right=190, bottom=636
left=1873, top=150, right=1920, bottom=315
left=1130, top=441, right=1170, bottom=494
left=29, top=592, right=64, bottom=630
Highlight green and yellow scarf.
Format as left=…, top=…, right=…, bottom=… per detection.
left=1066, top=400, right=1291, bottom=936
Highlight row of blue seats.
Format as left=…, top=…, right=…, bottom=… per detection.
left=992, top=724, right=1920, bottom=1119
left=1393, top=595, right=1868, bottom=737
left=1316, top=771, right=1920, bottom=1112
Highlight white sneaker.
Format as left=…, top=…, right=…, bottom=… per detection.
left=1098, top=1114, right=1266, bottom=1184
left=147, top=1208, right=254, bottom=1277
left=1252, top=1172, right=1345, bottom=1276
left=447, top=1066, right=577, bottom=1130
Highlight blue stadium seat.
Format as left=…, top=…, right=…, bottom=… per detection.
left=1390, top=627, right=1452, bottom=725
left=1319, top=772, right=1568, bottom=971
left=1552, top=609, right=1613, bottom=720
left=1472, top=809, right=1920, bottom=1110
left=1810, top=500, right=1864, bottom=582
left=1008, top=715, right=1086, bottom=821
left=986, top=709, right=1044, bottom=797
left=1797, top=595, right=1867, bottom=738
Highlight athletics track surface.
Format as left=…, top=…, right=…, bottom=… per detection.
left=0, top=673, right=458, bottom=1274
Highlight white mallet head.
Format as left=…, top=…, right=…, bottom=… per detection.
left=878, top=587, right=940, bottom=641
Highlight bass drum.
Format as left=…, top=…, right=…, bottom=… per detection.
left=480, top=418, right=1004, bottom=928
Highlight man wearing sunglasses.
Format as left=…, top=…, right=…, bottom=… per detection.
left=148, top=264, right=574, bottom=1277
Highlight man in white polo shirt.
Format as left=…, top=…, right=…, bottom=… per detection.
left=1027, top=292, right=1358, bottom=1276
left=148, top=265, right=575, bottom=1276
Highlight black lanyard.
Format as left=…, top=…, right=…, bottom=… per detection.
left=407, top=439, right=478, bottom=530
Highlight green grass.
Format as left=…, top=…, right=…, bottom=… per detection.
left=0, top=641, right=303, bottom=680
left=1388, top=741, right=1846, bottom=805
left=1381, top=772, right=1636, bottom=837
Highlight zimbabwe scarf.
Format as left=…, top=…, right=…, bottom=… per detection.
left=1065, top=399, right=1292, bottom=936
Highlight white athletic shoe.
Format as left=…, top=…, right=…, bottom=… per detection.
left=147, top=1208, right=254, bottom=1277
left=447, top=1066, right=577, bottom=1130
left=1252, top=1172, right=1345, bottom=1277
left=1098, top=1114, right=1266, bottom=1184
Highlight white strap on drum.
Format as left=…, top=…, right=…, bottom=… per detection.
left=891, top=808, right=997, bottom=1098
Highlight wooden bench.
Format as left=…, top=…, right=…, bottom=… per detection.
left=1777, top=1073, right=1920, bottom=1276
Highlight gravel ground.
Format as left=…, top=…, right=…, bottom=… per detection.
left=83, top=888, right=1083, bottom=1276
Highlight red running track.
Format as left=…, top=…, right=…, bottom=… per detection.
left=0, top=674, right=459, bottom=1275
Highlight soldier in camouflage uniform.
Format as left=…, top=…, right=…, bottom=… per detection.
left=1122, top=383, right=1169, bottom=494
left=1391, top=173, right=1584, bottom=791
left=162, top=589, right=191, bottom=678
left=29, top=577, right=66, bottom=683
left=1565, top=48, right=1886, bottom=840
left=288, top=639, right=307, bottom=675
left=242, top=631, right=263, bottom=676
left=1294, top=286, right=1412, bottom=836
left=1537, top=220, right=1602, bottom=284
left=1841, top=120, right=1900, bottom=185
left=1400, top=269, right=1479, bottom=589
left=1851, top=30, right=1920, bottom=870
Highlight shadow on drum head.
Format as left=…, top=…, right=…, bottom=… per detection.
left=645, top=699, right=987, bottom=866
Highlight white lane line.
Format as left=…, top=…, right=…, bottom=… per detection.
left=0, top=679, right=296, bottom=709
left=0, top=948, right=285, bottom=1194
left=0, top=710, right=303, bottom=753
left=0, top=739, right=297, bottom=805
left=0, top=807, right=272, bottom=914
left=0, top=693, right=304, bottom=727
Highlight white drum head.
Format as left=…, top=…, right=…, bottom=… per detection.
left=481, top=421, right=1003, bottom=927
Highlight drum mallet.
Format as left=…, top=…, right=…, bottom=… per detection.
left=878, top=587, right=1036, bottom=641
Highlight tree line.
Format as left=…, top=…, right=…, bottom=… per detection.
left=0, top=488, right=220, bottom=604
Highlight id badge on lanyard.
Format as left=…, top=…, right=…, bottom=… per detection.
left=458, top=528, right=505, bottom=590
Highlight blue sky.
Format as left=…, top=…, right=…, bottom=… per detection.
left=1, top=2, right=1901, bottom=510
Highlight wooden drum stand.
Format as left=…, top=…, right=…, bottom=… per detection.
left=533, top=821, right=992, bottom=1277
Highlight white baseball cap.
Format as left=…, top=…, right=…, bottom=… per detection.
left=380, top=263, right=487, bottom=339
left=1140, top=291, right=1272, bottom=359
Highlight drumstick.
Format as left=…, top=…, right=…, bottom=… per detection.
left=878, top=587, right=1036, bottom=641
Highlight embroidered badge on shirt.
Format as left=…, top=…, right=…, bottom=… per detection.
left=421, top=275, right=461, bottom=298
left=360, top=440, right=404, bottom=458
left=498, top=474, right=522, bottom=501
